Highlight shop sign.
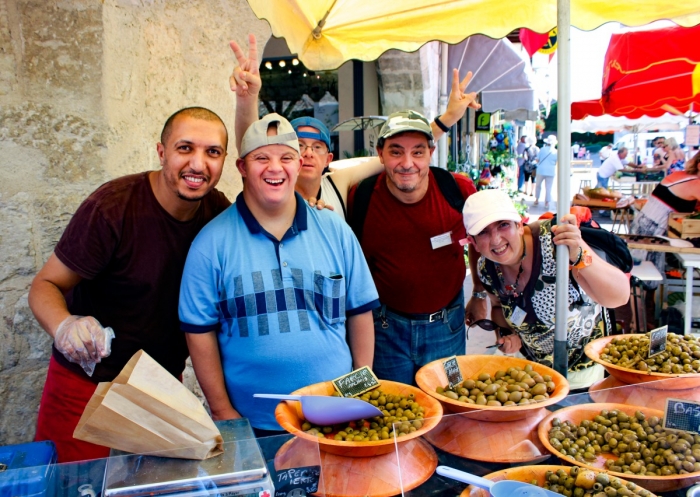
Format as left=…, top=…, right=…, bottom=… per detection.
left=475, top=111, right=492, bottom=133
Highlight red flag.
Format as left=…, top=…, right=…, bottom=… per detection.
left=519, top=28, right=550, bottom=57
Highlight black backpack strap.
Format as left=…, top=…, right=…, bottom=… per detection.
left=348, top=173, right=380, bottom=242
left=430, top=167, right=466, bottom=212
left=349, top=168, right=465, bottom=241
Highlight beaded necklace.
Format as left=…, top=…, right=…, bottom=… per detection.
left=495, top=235, right=527, bottom=297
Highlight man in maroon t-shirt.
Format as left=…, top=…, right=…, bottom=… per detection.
left=27, top=36, right=262, bottom=463
left=348, top=110, right=484, bottom=385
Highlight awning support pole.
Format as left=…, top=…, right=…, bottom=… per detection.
left=554, top=0, right=571, bottom=378
left=439, top=42, right=449, bottom=169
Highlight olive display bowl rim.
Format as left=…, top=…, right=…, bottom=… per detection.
left=584, top=334, right=700, bottom=381
left=538, top=402, right=700, bottom=491
left=415, top=354, right=570, bottom=416
left=274, top=379, right=443, bottom=454
left=459, top=464, right=660, bottom=497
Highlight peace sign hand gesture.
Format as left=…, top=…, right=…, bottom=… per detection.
left=444, top=68, right=480, bottom=122
left=229, top=33, right=261, bottom=99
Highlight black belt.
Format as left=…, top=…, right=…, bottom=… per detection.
left=387, top=307, right=448, bottom=323
left=383, top=291, right=463, bottom=323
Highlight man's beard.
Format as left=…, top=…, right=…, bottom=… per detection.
left=391, top=167, right=420, bottom=192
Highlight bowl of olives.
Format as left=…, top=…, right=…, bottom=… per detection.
left=459, top=465, right=658, bottom=496
left=585, top=334, right=700, bottom=390
left=538, top=403, right=700, bottom=492
left=274, top=379, right=443, bottom=457
left=415, top=355, right=569, bottom=422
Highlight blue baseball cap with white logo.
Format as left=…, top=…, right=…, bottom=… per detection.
left=290, top=117, right=332, bottom=152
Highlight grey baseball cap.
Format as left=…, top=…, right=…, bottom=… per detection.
left=378, top=110, right=434, bottom=142
left=239, top=113, right=300, bottom=158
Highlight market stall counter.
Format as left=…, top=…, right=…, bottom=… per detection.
left=8, top=383, right=700, bottom=496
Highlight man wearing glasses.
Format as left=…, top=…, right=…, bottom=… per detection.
left=291, top=117, right=383, bottom=219
left=290, top=69, right=481, bottom=220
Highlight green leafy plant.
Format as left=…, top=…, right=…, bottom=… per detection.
left=342, top=149, right=372, bottom=159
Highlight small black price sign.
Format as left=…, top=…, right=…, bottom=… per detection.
left=442, top=356, right=463, bottom=388
left=332, top=366, right=380, bottom=398
left=663, top=398, right=700, bottom=435
left=273, top=465, right=321, bottom=497
left=648, top=325, right=668, bottom=358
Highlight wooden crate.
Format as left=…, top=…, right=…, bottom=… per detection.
left=668, top=212, right=700, bottom=239
left=572, top=196, right=616, bottom=208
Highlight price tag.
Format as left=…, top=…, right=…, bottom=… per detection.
left=648, top=325, right=668, bottom=358
left=663, top=398, right=700, bottom=435
left=442, top=356, right=463, bottom=388
left=332, top=366, right=380, bottom=398
left=273, top=465, right=321, bottom=497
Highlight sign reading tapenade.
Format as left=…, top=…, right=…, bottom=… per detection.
left=442, top=356, right=463, bottom=388
left=648, top=325, right=668, bottom=358
left=663, top=398, right=700, bottom=435
left=273, top=465, right=321, bottom=497
left=332, top=366, right=380, bottom=397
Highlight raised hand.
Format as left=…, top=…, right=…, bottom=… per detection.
left=229, top=34, right=261, bottom=99
left=444, top=68, right=480, bottom=122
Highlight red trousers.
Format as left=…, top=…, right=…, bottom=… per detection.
left=35, top=356, right=110, bottom=463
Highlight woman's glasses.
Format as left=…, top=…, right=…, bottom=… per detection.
left=467, top=319, right=510, bottom=349
left=466, top=319, right=499, bottom=340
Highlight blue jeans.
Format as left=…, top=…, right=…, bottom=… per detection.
left=596, top=173, right=610, bottom=189
left=372, top=291, right=466, bottom=385
left=517, top=164, right=525, bottom=190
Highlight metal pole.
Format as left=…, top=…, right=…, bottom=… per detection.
left=439, top=42, right=449, bottom=169
left=553, top=0, right=571, bottom=378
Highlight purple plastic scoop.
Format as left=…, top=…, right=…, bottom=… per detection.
left=436, top=466, right=560, bottom=497
left=253, top=393, right=383, bottom=426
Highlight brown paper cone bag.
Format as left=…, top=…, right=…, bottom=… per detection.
left=74, top=350, right=223, bottom=459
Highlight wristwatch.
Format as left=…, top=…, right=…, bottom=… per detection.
left=572, top=249, right=593, bottom=269
left=472, top=291, right=488, bottom=299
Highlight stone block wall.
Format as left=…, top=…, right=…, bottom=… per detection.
left=0, top=0, right=270, bottom=444
left=376, top=42, right=439, bottom=118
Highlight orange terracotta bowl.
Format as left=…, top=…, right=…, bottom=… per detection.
left=415, top=355, right=569, bottom=422
left=585, top=334, right=700, bottom=390
left=459, top=465, right=659, bottom=497
left=538, top=403, right=700, bottom=493
left=274, top=379, right=443, bottom=457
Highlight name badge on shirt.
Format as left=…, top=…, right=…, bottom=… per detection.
left=430, top=231, right=453, bottom=250
left=511, top=306, right=527, bottom=327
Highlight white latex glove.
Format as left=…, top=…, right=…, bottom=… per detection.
left=54, top=315, right=115, bottom=377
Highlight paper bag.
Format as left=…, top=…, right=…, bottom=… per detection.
left=74, top=350, right=223, bottom=460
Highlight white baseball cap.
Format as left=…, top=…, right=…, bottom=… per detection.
left=463, top=190, right=522, bottom=236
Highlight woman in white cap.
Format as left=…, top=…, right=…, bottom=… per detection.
left=534, top=135, right=558, bottom=210
left=463, top=190, right=630, bottom=389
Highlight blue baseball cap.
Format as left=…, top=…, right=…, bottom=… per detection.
left=290, top=117, right=332, bottom=152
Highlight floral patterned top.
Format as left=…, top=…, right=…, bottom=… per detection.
left=478, top=219, right=610, bottom=372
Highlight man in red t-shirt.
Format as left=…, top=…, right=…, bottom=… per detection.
left=27, top=36, right=262, bottom=463
left=348, top=110, right=483, bottom=385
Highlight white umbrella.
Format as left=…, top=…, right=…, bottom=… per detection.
left=571, top=113, right=689, bottom=133
left=331, top=116, right=387, bottom=132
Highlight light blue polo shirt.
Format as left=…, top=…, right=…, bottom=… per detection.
left=179, top=192, right=379, bottom=430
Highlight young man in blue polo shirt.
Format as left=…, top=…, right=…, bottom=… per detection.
left=179, top=113, right=379, bottom=434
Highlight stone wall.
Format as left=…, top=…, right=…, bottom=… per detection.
left=0, top=0, right=270, bottom=444
left=376, top=42, right=439, bottom=118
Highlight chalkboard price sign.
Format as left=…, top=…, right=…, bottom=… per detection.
left=332, top=366, right=380, bottom=398
left=442, top=356, right=463, bottom=388
left=663, top=398, right=700, bottom=435
left=274, top=465, right=321, bottom=497
left=648, top=325, right=668, bottom=358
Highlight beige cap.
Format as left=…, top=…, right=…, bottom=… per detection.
left=240, top=113, right=300, bottom=158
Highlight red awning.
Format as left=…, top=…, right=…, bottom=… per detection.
left=571, top=23, right=700, bottom=120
